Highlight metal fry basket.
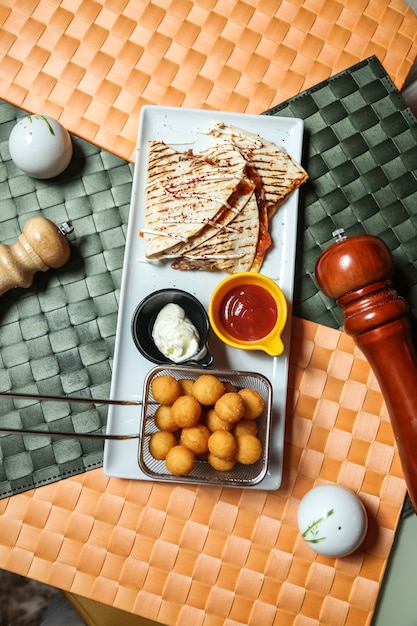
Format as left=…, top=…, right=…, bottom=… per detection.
left=138, top=365, right=273, bottom=487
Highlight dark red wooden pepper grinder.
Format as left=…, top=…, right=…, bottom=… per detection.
left=315, top=228, right=417, bottom=512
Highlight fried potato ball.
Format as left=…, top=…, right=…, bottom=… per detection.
left=180, top=424, right=210, bottom=455
left=208, top=453, right=236, bottom=471
left=238, top=388, right=265, bottom=420
left=208, top=430, right=237, bottom=460
left=151, top=375, right=182, bottom=405
left=205, top=408, right=233, bottom=433
left=149, top=431, right=177, bottom=460
left=165, top=445, right=195, bottom=476
left=179, top=378, right=195, bottom=396
left=235, top=434, right=262, bottom=465
left=154, top=405, right=179, bottom=433
left=223, top=381, right=237, bottom=393
left=171, top=395, right=202, bottom=428
left=192, top=374, right=225, bottom=405
left=214, top=392, right=245, bottom=424
left=233, top=419, right=258, bottom=438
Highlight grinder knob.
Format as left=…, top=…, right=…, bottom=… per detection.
left=0, top=216, right=73, bottom=295
left=315, top=228, right=394, bottom=299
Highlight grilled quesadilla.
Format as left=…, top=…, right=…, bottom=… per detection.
left=141, top=123, right=308, bottom=273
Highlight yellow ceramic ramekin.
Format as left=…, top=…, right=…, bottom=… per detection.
left=208, top=272, right=288, bottom=357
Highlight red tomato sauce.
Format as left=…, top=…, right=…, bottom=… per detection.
left=219, top=284, right=278, bottom=341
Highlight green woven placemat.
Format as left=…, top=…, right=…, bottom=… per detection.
left=0, top=55, right=417, bottom=499
left=0, top=101, right=133, bottom=497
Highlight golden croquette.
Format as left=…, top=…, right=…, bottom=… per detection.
left=214, top=392, right=245, bottom=423
left=205, top=408, right=233, bottom=433
left=180, top=424, right=210, bottom=455
left=179, top=378, right=195, bottom=396
left=238, top=388, right=265, bottom=420
left=233, top=419, right=258, bottom=437
left=151, top=375, right=181, bottom=405
left=235, top=434, right=262, bottom=465
left=208, top=453, right=236, bottom=471
left=149, top=431, right=177, bottom=460
left=208, top=430, right=237, bottom=460
left=165, top=445, right=195, bottom=476
left=171, top=395, right=202, bottom=428
left=154, top=405, right=179, bottom=432
left=192, top=374, right=225, bottom=405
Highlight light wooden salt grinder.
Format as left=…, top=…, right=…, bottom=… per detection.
left=0, top=216, right=73, bottom=295
left=315, top=228, right=417, bottom=512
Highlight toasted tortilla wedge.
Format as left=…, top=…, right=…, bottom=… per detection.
left=142, top=141, right=247, bottom=258
left=206, top=122, right=308, bottom=217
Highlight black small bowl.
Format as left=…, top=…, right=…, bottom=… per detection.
left=131, top=288, right=213, bottom=367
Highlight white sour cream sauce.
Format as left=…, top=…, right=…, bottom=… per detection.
left=152, top=303, right=200, bottom=362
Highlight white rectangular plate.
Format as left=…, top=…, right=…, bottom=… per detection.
left=103, top=105, right=304, bottom=490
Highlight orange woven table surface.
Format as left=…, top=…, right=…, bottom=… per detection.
left=0, top=2, right=413, bottom=623
left=0, top=318, right=406, bottom=626
left=1, top=0, right=417, bottom=161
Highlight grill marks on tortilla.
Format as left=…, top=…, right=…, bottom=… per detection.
left=164, top=143, right=255, bottom=260
left=143, top=142, right=247, bottom=258
left=246, top=148, right=307, bottom=217
left=171, top=194, right=260, bottom=273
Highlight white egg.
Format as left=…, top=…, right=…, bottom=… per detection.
left=9, top=114, right=73, bottom=179
left=297, top=484, right=368, bottom=557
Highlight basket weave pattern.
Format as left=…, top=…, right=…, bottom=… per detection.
left=0, top=318, right=405, bottom=626
left=0, top=1, right=415, bottom=620
left=0, top=0, right=417, bottom=161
